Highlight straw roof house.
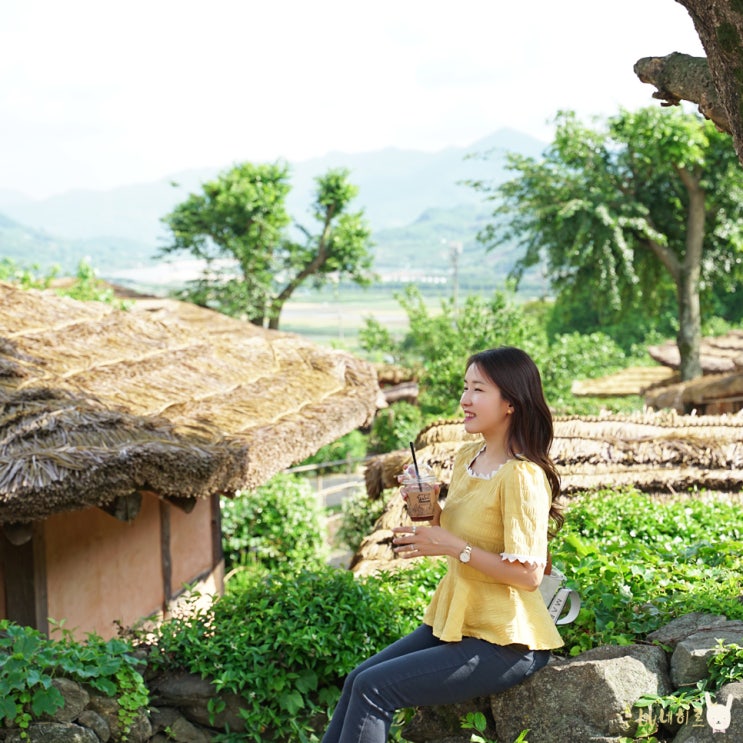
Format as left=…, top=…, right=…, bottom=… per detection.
left=571, top=365, right=677, bottom=397
left=645, top=372, right=743, bottom=415
left=375, top=363, right=419, bottom=406
left=644, top=331, right=743, bottom=414
left=0, top=282, right=379, bottom=637
left=569, top=331, right=743, bottom=413
left=353, top=411, right=743, bottom=574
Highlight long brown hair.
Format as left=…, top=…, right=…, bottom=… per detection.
left=466, top=346, right=563, bottom=536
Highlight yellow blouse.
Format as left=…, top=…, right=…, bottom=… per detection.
left=423, top=440, right=564, bottom=650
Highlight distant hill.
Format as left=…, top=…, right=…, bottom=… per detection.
left=0, top=212, right=160, bottom=275
left=371, top=203, right=548, bottom=296
left=0, top=128, right=547, bottom=285
left=0, top=212, right=90, bottom=274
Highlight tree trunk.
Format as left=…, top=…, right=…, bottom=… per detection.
left=676, top=269, right=702, bottom=383
left=636, top=2, right=743, bottom=169
left=676, top=167, right=705, bottom=381
left=267, top=311, right=281, bottom=331
left=678, top=0, right=743, bottom=168
left=268, top=221, right=333, bottom=331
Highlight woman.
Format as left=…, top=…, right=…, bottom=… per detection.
left=322, top=346, right=564, bottom=743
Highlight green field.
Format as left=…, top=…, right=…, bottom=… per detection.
left=279, top=287, right=433, bottom=349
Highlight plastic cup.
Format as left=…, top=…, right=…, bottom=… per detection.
left=399, top=473, right=438, bottom=521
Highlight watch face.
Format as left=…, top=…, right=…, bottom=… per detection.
left=460, top=547, right=471, bottom=563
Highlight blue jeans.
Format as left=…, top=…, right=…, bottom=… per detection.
left=321, top=624, right=550, bottom=743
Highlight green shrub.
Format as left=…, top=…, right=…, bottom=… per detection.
left=220, top=474, right=328, bottom=571
left=708, top=639, right=743, bottom=688
left=0, top=621, right=148, bottom=737
left=368, top=401, right=424, bottom=454
left=358, top=317, right=400, bottom=363
left=146, top=561, right=445, bottom=742
left=54, top=260, right=128, bottom=307
left=532, top=331, right=629, bottom=413
left=299, top=430, right=368, bottom=472
left=551, top=489, right=743, bottom=654
left=334, top=489, right=387, bottom=553
left=359, top=286, right=536, bottom=417
left=543, top=276, right=678, bottom=354
left=0, top=258, right=129, bottom=308
left=0, top=258, right=55, bottom=288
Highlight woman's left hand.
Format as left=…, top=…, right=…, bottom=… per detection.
left=392, top=524, right=452, bottom=559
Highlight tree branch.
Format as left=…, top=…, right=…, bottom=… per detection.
left=272, top=208, right=335, bottom=311
left=634, top=52, right=730, bottom=133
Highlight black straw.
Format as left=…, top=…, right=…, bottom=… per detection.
left=409, top=442, right=423, bottom=491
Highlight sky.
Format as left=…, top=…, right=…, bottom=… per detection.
left=0, top=0, right=705, bottom=200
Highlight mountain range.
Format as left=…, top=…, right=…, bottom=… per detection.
left=0, top=128, right=546, bottom=292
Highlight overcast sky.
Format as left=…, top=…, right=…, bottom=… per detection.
left=0, top=0, right=704, bottom=200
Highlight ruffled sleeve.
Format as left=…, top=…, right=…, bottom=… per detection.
left=500, top=460, right=550, bottom=566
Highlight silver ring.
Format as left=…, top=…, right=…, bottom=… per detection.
left=412, top=525, right=417, bottom=535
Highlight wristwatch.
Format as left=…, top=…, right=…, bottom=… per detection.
left=459, top=543, right=472, bottom=563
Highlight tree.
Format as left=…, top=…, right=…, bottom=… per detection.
left=635, top=1, right=743, bottom=169
left=159, top=162, right=375, bottom=329
left=470, top=107, right=743, bottom=381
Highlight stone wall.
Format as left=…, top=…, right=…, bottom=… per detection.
left=6, top=613, right=743, bottom=743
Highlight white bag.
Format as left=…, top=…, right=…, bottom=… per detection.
left=539, top=566, right=581, bottom=625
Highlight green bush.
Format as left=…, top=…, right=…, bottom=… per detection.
left=544, top=276, right=678, bottom=353
left=146, top=561, right=445, bottom=742
left=0, top=258, right=129, bottom=308
left=220, top=474, right=328, bottom=571
left=708, top=640, right=743, bottom=688
left=530, top=331, right=630, bottom=413
left=54, top=260, right=127, bottom=307
left=334, top=489, right=387, bottom=553
left=359, top=286, right=536, bottom=417
left=298, top=430, right=368, bottom=472
left=0, top=258, right=55, bottom=288
left=368, top=401, right=424, bottom=454
left=0, top=621, right=148, bottom=736
left=551, top=489, right=743, bottom=654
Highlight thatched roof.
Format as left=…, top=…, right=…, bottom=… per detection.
left=572, top=332, right=743, bottom=401
left=571, top=366, right=677, bottom=397
left=642, top=331, right=743, bottom=413
left=645, top=370, right=743, bottom=413
left=0, top=283, right=379, bottom=524
left=648, top=330, right=743, bottom=373
left=374, top=363, right=417, bottom=386
left=364, top=410, right=743, bottom=500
